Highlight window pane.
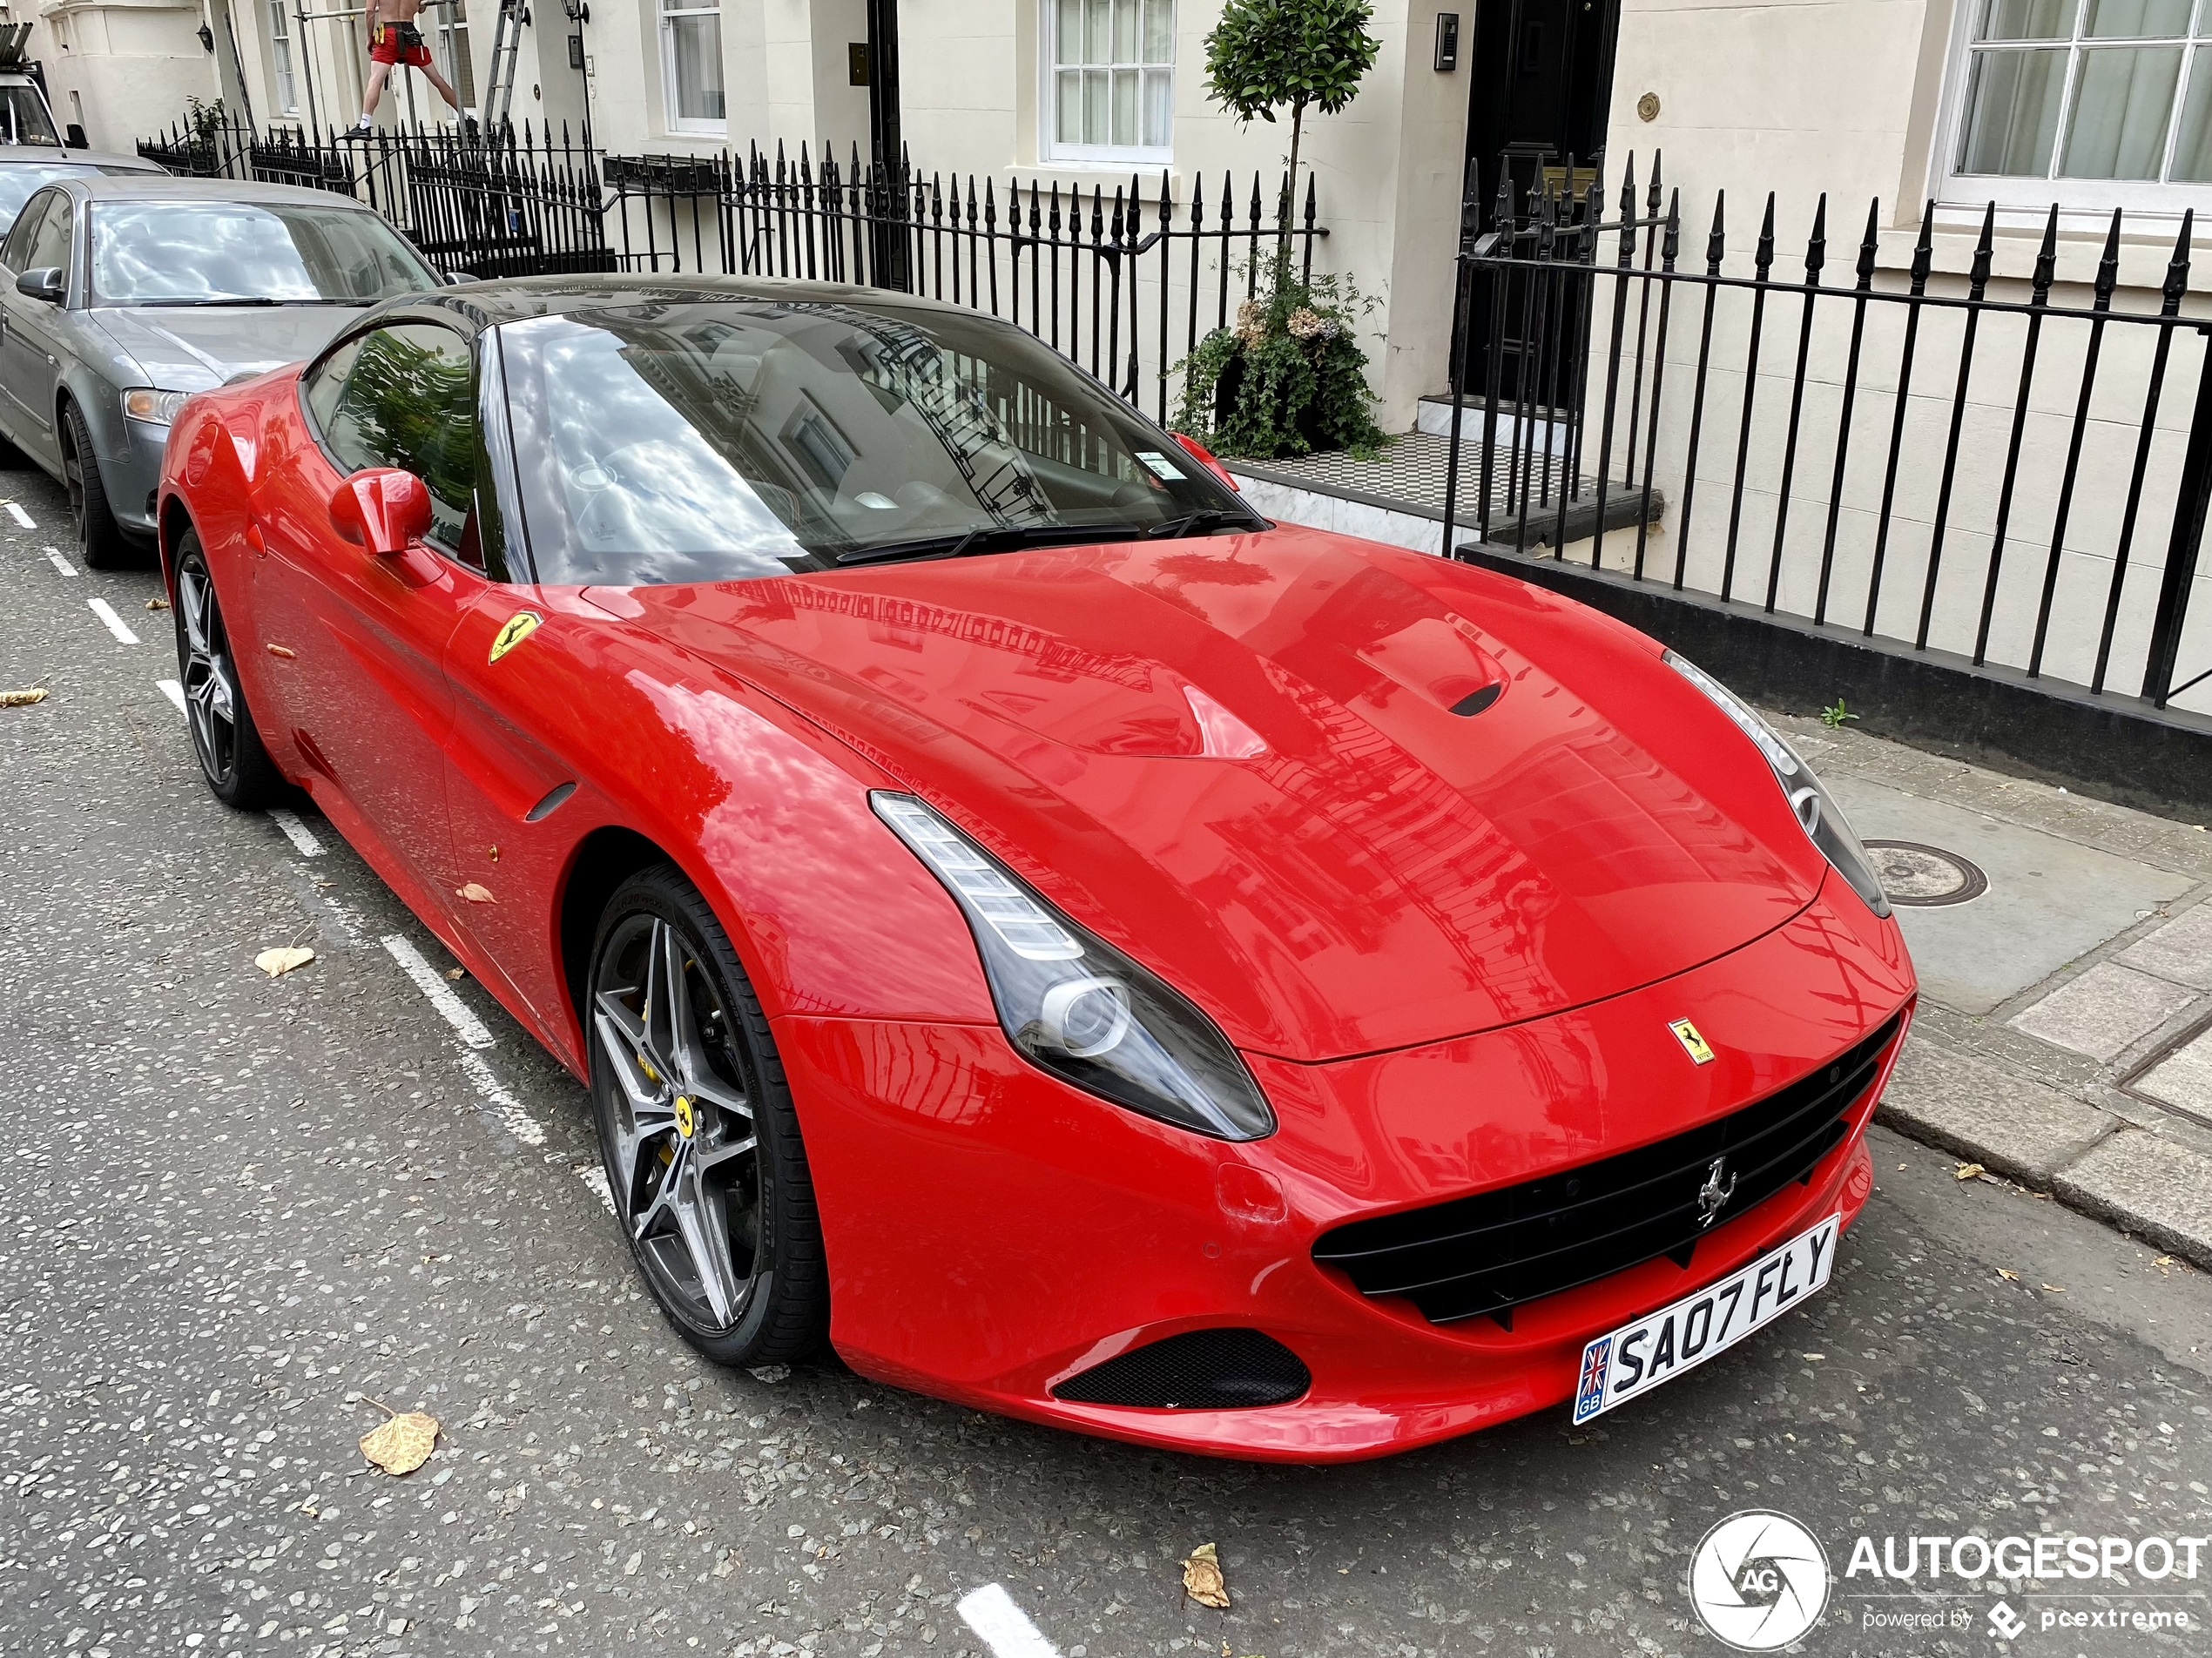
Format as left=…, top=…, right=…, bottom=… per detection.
left=1056, top=70, right=1082, bottom=142
left=1083, top=69, right=1109, bottom=142
left=2084, top=0, right=2192, bottom=34
left=1959, top=48, right=2069, bottom=172
left=1112, top=67, right=1136, bottom=147
left=323, top=326, right=478, bottom=550
left=667, top=12, right=725, bottom=122
left=1143, top=68, right=1172, bottom=147
left=1086, top=0, right=1110, bottom=64
left=2173, top=44, right=2212, bottom=177
left=1143, top=0, right=1173, bottom=63
left=1114, top=0, right=1138, bottom=61
left=1977, top=0, right=2078, bottom=37
left=1056, top=0, right=1082, bottom=64
left=2061, top=44, right=2182, bottom=173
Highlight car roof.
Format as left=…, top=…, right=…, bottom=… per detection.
left=0, top=146, right=165, bottom=172
left=387, top=273, right=1006, bottom=334
left=47, top=174, right=386, bottom=209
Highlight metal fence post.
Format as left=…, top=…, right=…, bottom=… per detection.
left=2142, top=327, right=2212, bottom=707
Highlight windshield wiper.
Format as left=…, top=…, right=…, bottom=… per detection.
left=834, top=522, right=1141, bottom=568
left=132, top=295, right=288, bottom=307
left=1146, top=509, right=1262, bottom=540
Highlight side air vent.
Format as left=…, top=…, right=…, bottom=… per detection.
left=1449, top=683, right=1503, bottom=717
left=1051, top=1328, right=1311, bottom=1409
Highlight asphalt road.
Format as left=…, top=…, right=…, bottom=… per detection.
left=4, top=456, right=2212, bottom=1658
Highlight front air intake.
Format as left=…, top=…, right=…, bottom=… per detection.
left=1051, top=1328, right=1311, bottom=1409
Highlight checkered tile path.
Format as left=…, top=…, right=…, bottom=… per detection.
left=1229, top=432, right=1623, bottom=529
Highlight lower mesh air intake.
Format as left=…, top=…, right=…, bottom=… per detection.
left=1050, top=1328, right=1311, bottom=1409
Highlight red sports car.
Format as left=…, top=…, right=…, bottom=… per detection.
left=156, top=276, right=1913, bottom=1461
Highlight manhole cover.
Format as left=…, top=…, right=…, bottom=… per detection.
left=1864, top=839, right=1988, bottom=907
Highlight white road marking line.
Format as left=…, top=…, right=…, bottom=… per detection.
left=156, top=679, right=185, bottom=714
left=956, top=1586, right=1060, bottom=1658
left=267, top=807, right=324, bottom=858
left=577, top=1164, right=616, bottom=1216
left=42, top=545, right=77, bottom=577
left=317, top=888, right=366, bottom=942
left=4, top=502, right=33, bottom=529
left=87, top=596, right=140, bottom=644
left=381, top=933, right=496, bottom=1049
left=456, top=1048, right=544, bottom=1146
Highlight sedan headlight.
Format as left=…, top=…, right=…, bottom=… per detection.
left=1664, top=652, right=1891, bottom=919
left=122, top=388, right=190, bottom=427
left=873, top=792, right=1276, bottom=1140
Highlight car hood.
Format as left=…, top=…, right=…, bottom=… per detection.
left=91, top=304, right=361, bottom=392
left=598, top=527, right=1831, bottom=1062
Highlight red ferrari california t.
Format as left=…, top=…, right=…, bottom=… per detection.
left=156, top=276, right=1913, bottom=1461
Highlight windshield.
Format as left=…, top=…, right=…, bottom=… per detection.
left=0, top=85, right=59, bottom=148
left=88, top=200, right=438, bottom=305
left=498, top=296, right=1252, bottom=585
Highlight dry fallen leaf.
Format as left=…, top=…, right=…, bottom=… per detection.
left=2042, top=1284, right=2067, bottom=1293
left=145, top=596, right=170, bottom=610
left=446, top=967, right=467, bottom=981
left=359, top=1409, right=440, bottom=1475
left=1997, top=1267, right=2021, bottom=1282
left=1954, top=1162, right=1986, bottom=1181
left=1182, top=1540, right=1231, bottom=1610
left=0, top=687, right=48, bottom=708
left=254, top=946, right=316, bottom=978
left=455, top=883, right=495, bottom=905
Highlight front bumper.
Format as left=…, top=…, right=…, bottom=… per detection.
left=106, top=413, right=169, bottom=534
left=778, top=872, right=1913, bottom=1463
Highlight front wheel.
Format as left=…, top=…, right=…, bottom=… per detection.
left=173, top=533, right=284, bottom=808
left=62, top=402, right=135, bottom=570
left=587, top=866, right=828, bottom=1366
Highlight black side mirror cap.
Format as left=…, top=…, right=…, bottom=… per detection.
left=65, top=124, right=88, bottom=149
left=15, top=266, right=63, bottom=304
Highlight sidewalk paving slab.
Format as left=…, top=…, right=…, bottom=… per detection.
left=2006, top=961, right=2200, bottom=1062
left=2115, top=896, right=2212, bottom=988
left=2050, top=1128, right=2212, bottom=1270
left=1877, top=1039, right=2117, bottom=1184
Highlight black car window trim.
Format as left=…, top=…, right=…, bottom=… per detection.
left=296, top=311, right=506, bottom=578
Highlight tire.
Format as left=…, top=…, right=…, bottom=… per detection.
left=586, top=866, right=828, bottom=1367
left=172, top=531, right=285, bottom=809
left=62, top=401, right=136, bottom=570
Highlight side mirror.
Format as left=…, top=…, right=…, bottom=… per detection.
left=330, top=468, right=433, bottom=556
left=65, top=124, right=89, bottom=150
left=1172, top=430, right=1241, bottom=493
left=15, top=266, right=64, bottom=304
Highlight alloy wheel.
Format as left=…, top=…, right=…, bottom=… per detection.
left=591, top=912, right=763, bottom=1331
left=176, top=560, right=243, bottom=788
left=61, top=432, right=84, bottom=546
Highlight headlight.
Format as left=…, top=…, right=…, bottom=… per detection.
left=1663, top=652, right=1892, bottom=919
left=873, top=792, right=1276, bottom=1141
left=122, top=388, right=190, bottom=427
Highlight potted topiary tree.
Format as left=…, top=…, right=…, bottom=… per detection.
left=1176, top=0, right=1390, bottom=460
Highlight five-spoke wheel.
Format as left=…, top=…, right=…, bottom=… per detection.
left=588, top=866, right=826, bottom=1364
left=171, top=531, right=281, bottom=807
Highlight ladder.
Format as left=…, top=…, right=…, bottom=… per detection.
left=478, top=0, right=527, bottom=132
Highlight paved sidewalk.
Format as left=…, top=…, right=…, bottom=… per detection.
left=1771, top=709, right=2212, bottom=1270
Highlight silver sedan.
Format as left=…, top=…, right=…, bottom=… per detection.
left=0, top=175, right=443, bottom=567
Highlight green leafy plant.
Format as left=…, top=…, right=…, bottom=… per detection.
left=1820, top=698, right=1860, bottom=729
left=1203, top=0, right=1381, bottom=276
left=1173, top=266, right=1389, bottom=461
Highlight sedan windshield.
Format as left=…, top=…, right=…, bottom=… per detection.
left=498, top=296, right=1255, bottom=585
left=0, top=86, right=60, bottom=147
left=89, top=200, right=438, bottom=306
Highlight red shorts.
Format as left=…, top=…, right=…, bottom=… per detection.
left=369, top=24, right=432, bottom=67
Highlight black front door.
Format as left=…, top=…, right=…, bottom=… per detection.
left=1454, top=0, right=1620, bottom=408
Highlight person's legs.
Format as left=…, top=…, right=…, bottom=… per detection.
left=416, top=58, right=462, bottom=115
left=358, top=59, right=392, bottom=125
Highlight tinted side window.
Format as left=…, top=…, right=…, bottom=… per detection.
left=316, top=323, right=478, bottom=553
left=301, top=334, right=364, bottom=434
left=1, top=191, right=51, bottom=272
left=22, top=195, right=71, bottom=274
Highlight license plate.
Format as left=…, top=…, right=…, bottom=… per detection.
left=1571, top=1213, right=1839, bottom=1425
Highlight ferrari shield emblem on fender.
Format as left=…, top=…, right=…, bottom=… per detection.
left=489, top=610, right=543, bottom=664
left=1669, top=1018, right=1716, bottom=1065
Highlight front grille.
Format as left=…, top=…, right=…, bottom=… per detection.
left=1312, top=1012, right=1905, bottom=1327
left=1051, top=1328, right=1311, bottom=1409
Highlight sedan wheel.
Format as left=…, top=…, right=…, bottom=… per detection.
left=588, top=867, right=826, bottom=1364
left=62, top=402, right=133, bottom=570
left=172, top=534, right=282, bottom=808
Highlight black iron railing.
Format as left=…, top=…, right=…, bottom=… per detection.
left=1441, top=153, right=2212, bottom=714
left=136, top=113, right=1325, bottom=428
left=602, top=141, right=1325, bottom=425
